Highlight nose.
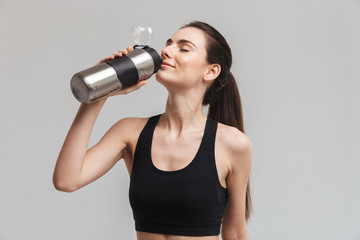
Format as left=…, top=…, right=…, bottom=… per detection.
left=161, top=46, right=171, bottom=59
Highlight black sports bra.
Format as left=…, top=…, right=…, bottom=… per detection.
left=129, top=114, right=228, bottom=236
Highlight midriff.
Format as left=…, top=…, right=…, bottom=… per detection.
left=136, top=231, right=220, bottom=240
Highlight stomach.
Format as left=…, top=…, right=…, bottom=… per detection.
left=136, top=231, right=220, bottom=240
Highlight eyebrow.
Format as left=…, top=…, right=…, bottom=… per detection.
left=166, top=38, right=197, bottom=48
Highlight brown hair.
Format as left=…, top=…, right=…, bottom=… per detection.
left=181, top=21, right=253, bottom=222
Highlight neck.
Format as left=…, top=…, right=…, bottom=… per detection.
left=159, top=91, right=207, bottom=137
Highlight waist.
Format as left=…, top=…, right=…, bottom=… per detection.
left=135, top=220, right=221, bottom=237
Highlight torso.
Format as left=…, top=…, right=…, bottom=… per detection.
left=122, top=116, right=232, bottom=240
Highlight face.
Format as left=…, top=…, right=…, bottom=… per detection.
left=155, top=27, right=213, bottom=89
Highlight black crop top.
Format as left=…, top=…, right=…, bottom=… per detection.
left=129, top=114, right=228, bottom=236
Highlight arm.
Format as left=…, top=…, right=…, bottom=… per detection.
left=53, top=97, right=125, bottom=192
left=221, top=129, right=252, bottom=240
left=53, top=98, right=108, bottom=192
left=53, top=46, right=146, bottom=192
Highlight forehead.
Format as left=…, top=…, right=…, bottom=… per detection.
left=170, top=27, right=207, bottom=47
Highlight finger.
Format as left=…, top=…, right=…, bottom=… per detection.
left=124, top=81, right=148, bottom=93
left=113, top=52, right=123, bottom=57
left=137, top=80, right=148, bottom=86
left=126, top=45, right=133, bottom=52
left=116, top=49, right=128, bottom=55
left=98, top=57, right=110, bottom=64
left=111, top=80, right=148, bottom=95
left=98, top=53, right=120, bottom=64
left=106, top=55, right=116, bottom=60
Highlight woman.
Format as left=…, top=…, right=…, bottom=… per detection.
left=53, top=21, right=252, bottom=240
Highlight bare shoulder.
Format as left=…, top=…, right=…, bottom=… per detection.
left=112, top=116, right=150, bottom=143
left=216, top=123, right=252, bottom=152
left=216, top=123, right=252, bottom=174
left=114, top=116, right=149, bottom=129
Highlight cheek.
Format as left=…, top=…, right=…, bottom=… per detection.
left=175, top=55, right=191, bottom=67
left=177, top=55, right=205, bottom=72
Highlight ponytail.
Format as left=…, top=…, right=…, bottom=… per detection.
left=203, top=72, right=243, bottom=131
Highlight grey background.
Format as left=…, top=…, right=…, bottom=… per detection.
left=1, top=0, right=359, bottom=239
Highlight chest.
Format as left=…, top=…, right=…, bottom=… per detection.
left=123, top=126, right=229, bottom=189
left=151, top=130, right=203, bottom=172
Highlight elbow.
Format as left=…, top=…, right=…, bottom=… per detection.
left=52, top=170, right=80, bottom=192
left=53, top=182, right=77, bottom=192
left=53, top=177, right=78, bottom=192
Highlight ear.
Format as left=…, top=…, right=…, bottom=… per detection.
left=203, top=63, right=221, bottom=82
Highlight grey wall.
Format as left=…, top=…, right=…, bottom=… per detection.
left=1, top=0, right=359, bottom=239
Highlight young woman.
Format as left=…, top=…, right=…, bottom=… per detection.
left=53, top=21, right=252, bottom=240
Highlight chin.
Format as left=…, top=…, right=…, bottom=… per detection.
left=155, top=71, right=170, bottom=83
left=155, top=72, right=183, bottom=90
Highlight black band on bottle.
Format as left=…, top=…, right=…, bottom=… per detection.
left=105, top=56, right=139, bottom=88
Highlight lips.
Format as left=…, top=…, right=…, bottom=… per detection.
left=161, top=62, right=175, bottom=68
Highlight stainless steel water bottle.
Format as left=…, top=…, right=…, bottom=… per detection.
left=70, top=45, right=162, bottom=103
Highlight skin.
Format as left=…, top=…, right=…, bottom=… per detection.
left=53, top=27, right=252, bottom=240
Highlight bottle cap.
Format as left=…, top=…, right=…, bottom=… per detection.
left=131, top=24, right=153, bottom=46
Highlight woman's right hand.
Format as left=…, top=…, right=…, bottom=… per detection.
left=96, top=45, right=148, bottom=97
